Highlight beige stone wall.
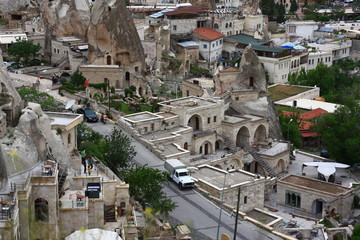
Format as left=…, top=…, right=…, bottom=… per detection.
left=277, top=181, right=354, bottom=218
left=132, top=118, right=164, bottom=134
left=59, top=208, right=88, bottom=238
left=70, top=176, right=101, bottom=190
left=61, top=128, right=77, bottom=153
left=260, top=150, right=289, bottom=174
left=88, top=199, right=105, bottom=229
left=182, top=80, right=204, bottom=97
left=231, top=91, right=259, bottom=103
left=168, top=19, right=197, bottom=34
left=51, top=40, right=69, bottom=65
left=79, top=65, right=123, bottom=89
left=103, top=180, right=118, bottom=205
left=191, top=132, right=216, bottom=154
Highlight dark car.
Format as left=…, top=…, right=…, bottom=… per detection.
left=76, top=107, right=99, bottom=122
left=320, top=148, right=330, bottom=158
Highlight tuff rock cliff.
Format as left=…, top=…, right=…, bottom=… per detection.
left=87, top=0, right=146, bottom=69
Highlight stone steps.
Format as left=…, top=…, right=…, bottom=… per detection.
left=248, top=148, right=277, bottom=178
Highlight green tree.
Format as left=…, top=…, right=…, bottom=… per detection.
left=352, top=0, right=360, bottom=12
left=352, top=224, right=360, bottom=240
left=290, top=0, right=298, bottom=13
left=316, top=100, right=360, bottom=166
left=260, top=0, right=276, bottom=17
left=71, top=70, right=86, bottom=87
left=275, top=3, right=286, bottom=23
left=279, top=112, right=303, bottom=148
left=8, top=39, right=41, bottom=66
left=123, top=165, right=176, bottom=218
left=103, top=128, right=136, bottom=175
left=331, top=6, right=345, bottom=20
left=16, top=86, right=63, bottom=111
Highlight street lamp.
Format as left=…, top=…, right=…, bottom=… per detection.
left=287, top=118, right=293, bottom=141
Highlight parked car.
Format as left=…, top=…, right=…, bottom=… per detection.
left=320, top=148, right=330, bottom=158
left=76, top=107, right=99, bottom=122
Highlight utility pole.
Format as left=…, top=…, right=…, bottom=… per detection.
left=216, top=173, right=227, bottom=240
left=233, top=186, right=241, bottom=240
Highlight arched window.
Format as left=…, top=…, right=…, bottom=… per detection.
left=229, top=22, right=232, bottom=27
left=225, top=23, right=228, bottom=28
left=106, top=55, right=111, bottom=65
left=34, top=198, right=49, bottom=222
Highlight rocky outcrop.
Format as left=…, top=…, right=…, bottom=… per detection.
left=87, top=0, right=145, bottom=69
left=0, top=0, right=30, bottom=14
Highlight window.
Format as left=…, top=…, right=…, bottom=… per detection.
left=220, top=39, right=222, bottom=44
left=213, top=116, right=217, bottom=122
left=212, top=43, right=215, bottom=48
left=203, top=44, right=207, bottom=49
left=144, top=127, right=148, bottom=133
left=216, top=41, right=218, bottom=46
left=208, top=117, right=210, bottom=124
left=285, top=190, right=301, bottom=208
left=235, top=96, right=239, bottom=101
left=135, top=66, right=139, bottom=72
left=173, top=25, right=177, bottom=31
left=35, top=198, right=49, bottom=222
left=289, top=26, right=296, bottom=33
left=244, top=196, right=247, bottom=204
left=68, top=133, right=71, bottom=144
left=151, top=123, right=154, bottom=131
left=229, top=22, right=232, bottom=27
left=53, top=48, right=56, bottom=53
left=225, top=23, right=228, bottom=28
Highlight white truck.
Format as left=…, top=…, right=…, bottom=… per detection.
left=164, top=159, right=195, bottom=190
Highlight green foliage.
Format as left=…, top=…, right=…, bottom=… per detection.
left=59, top=80, right=85, bottom=94
left=260, top=0, right=276, bottom=16
left=7, top=39, right=41, bottom=67
left=89, top=82, right=108, bottom=92
left=71, top=70, right=86, bottom=87
left=353, top=0, right=360, bottom=12
left=123, top=165, right=177, bottom=216
left=278, top=112, right=303, bottom=148
left=103, top=128, right=136, bottom=175
left=353, top=224, right=360, bottom=240
left=0, top=18, right=8, bottom=25
left=316, top=100, right=360, bottom=166
left=16, top=86, right=63, bottom=111
left=275, top=3, right=286, bottom=23
left=288, top=60, right=360, bottom=104
left=190, top=64, right=210, bottom=74
left=290, top=0, right=298, bottom=13
left=319, top=217, right=334, bottom=228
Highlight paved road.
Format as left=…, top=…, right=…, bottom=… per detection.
left=86, top=121, right=282, bottom=240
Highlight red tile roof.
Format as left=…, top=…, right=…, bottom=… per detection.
left=300, top=108, right=328, bottom=120
left=193, top=28, right=225, bottom=41
left=300, top=121, right=314, bottom=131
left=164, top=6, right=207, bottom=16
left=301, top=132, right=318, bottom=137
left=281, top=111, right=297, bottom=118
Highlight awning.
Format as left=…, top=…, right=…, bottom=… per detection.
left=302, top=162, right=349, bottom=181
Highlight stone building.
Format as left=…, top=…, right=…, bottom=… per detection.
left=0, top=106, right=133, bottom=240
left=191, top=165, right=266, bottom=212
left=277, top=175, right=356, bottom=219
left=193, top=27, right=225, bottom=63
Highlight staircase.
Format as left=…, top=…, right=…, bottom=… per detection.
left=248, top=148, right=277, bottom=178
left=104, top=205, right=116, bottom=222
left=58, top=164, right=68, bottom=195
left=223, top=136, right=238, bottom=153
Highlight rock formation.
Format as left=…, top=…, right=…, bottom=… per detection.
left=214, top=46, right=282, bottom=139
left=87, top=0, right=145, bottom=69
left=0, top=0, right=30, bottom=15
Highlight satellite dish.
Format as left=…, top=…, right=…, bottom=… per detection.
left=65, top=99, right=76, bottom=110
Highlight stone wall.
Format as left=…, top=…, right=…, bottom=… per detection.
left=182, top=80, right=204, bottom=97
left=88, top=199, right=105, bottom=229
left=168, top=19, right=197, bottom=35
left=59, top=208, right=88, bottom=238
left=230, top=90, right=259, bottom=103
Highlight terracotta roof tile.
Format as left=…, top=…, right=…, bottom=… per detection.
left=193, top=28, right=225, bottom=41
left=300, top=108, right=328, bottom=120
left=301, top=132, right=318, bottom=137
left=164, top=6, right=207, bottom=16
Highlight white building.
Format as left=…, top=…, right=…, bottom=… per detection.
left=193, top=27, right=225, bottom=63
left=307, top=51, right=333, bottom=70
left=285, top=20, right=319, bottom=41
left=308, top=39, right=352, bottom=61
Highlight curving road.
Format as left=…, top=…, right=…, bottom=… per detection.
left=86, top=122, right=282, bottom=240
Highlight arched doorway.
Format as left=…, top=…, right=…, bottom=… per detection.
left=184, top=142, right=188, bottom=150
left=202, top=141, right=212, bottom=155
left=215, top=140, right=223, bottom=150
left=34, top=198, right=49, bottom=222
left=125, top=72, right=130, bottom=88
left=236, top=127, right=250, bottom=149
left=312, top=199, right=324, bottom=216
left=229, top=158, right=241, bottom=169
left=249, top=77, right=254, bottom=87
left=277, top=159, right=286, bottom=173
left=106, top=55, right=111, bottom=65
left=188, top=115, right=202, bottom=131
left=139, top=86, right=143, bottom=96
left=254, top=125, right=267, bottom=143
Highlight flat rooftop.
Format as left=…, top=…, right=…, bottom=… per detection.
left=278, top=98, right=341, bottom=113
left=223, top=115, right=250, bottom=124
left=159, top=96, right=217, bottom=108
left=123, top=111, right=162, bottom=122
left=156, top=112, right=177, bottom=118
left=258, top=142, right=289, bottom=156
left=278, top=175, right=352, bottom=195
left=191, top=165, right=259, bottom=189
left=47, top=112, right=83, bottom=130
left=268, top=85, right=312, bottom=102
left=142, top=126, right=189, bottom=140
